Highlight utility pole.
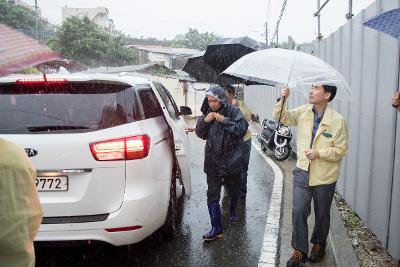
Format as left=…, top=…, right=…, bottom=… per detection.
left=346, top=0, right=354, bottom=20
left=265, top=22, right=268, bottom=45
left=34, top=0, right=39, bottom=39
left=270, top=0, right=287, bottom=48
left=316, top=0, right=323, bottom=41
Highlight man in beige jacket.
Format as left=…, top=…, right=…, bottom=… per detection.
left=273, top=85, right=348, bottom=267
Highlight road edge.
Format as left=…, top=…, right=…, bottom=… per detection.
left=252, top=140, right=284, bottom=267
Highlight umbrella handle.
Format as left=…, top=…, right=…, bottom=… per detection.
left=277, top=96, right=286, bottom=130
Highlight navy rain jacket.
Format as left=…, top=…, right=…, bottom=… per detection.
left=195, top=86, right=249, bottom=177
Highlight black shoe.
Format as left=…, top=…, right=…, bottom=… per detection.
left=309, top=243, right=326, bottom=263
left=286, top=250, right=307, bottom=267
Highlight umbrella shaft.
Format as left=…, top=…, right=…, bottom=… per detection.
left=277, top=97, right=286, bottom=129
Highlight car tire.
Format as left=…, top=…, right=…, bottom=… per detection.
left=161, top=167, right=178, bottom=236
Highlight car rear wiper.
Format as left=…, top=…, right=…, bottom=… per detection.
left=28, top=125, right=90, bottom=132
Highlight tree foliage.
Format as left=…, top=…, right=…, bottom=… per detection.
left=48, top=16, right=137, bottom=67
left=270, top=36, right=297, bottom=50
left=171, top=28, right=220, bottom=50
left=0, top=1, right=51, bottom=31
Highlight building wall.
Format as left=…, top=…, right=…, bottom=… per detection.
left=150, top=76, right=186, bottom=106
left=244, top=0, right=400, bottom=259
left=147, top=53, right=172, bottom=68
left=185, top=82, right=209, bottom=117
left=62, top=6, right=113, bottom=29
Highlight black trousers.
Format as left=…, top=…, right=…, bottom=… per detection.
left=207, top=175, right=241, bottom=204
left=291, top=168, right=336, bottom=254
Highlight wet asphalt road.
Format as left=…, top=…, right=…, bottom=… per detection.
left=35, top=135, right=275, bottom=267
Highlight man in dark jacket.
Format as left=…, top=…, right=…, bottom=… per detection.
left=195, top=85, right=248, bottom=242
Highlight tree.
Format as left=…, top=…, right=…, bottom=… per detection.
left=270, top=36, right=296, bottom=50
left=48, top=16, right=137, bottom=67
left=0, top=1, right=52, bottom=33
left=171, top=28, right=220, bottom=50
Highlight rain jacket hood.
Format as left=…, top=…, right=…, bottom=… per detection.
left=205, top=86, right=228, bottom=107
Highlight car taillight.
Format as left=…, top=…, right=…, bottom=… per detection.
left=16, top=78, right=68, bottom=84
left=90, top=135, right=150, bottom=161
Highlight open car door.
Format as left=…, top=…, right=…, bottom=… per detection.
left=152, top=82, right=192, bottom=198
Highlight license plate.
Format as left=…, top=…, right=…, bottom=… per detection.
left=35, top=176, right=68, bottom=191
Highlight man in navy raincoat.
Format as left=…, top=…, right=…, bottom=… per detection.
left=195, top=85, right=248, bottom=242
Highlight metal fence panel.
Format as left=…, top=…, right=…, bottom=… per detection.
left=317, top=1, right=400, bottom=256
left=314, top=0, right=400, bottom=257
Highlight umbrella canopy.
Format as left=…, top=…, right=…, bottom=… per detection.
left=222, top=48, right=352, bottom=100
left=182, top=51, right=235, bottom=85
left=203, top=36, right=266, bottom=74
left=0, top=24, right=60, bottom=77
left=363, top=8, right=400, bottom=39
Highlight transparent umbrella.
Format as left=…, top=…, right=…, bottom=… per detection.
left=222, top=48, right=352, bottom=100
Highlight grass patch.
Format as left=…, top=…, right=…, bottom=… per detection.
left=343, top=210, right=363, bottom=230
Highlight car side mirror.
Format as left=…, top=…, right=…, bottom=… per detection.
left=179, top=106, right=192, bottom=116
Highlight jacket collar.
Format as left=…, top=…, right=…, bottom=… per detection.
left=319, top=105, right=332, bottom=126
left=305, top=104, right=332, bottom=126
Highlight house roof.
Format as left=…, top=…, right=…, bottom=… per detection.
left=81, top=63, right=163, bottom=74
left=80, top=63, right=196, bottom=81
left=127, top=45, right=200, bottom=56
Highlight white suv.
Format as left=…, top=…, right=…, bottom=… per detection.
left=0, top=73, right=192, bottom=246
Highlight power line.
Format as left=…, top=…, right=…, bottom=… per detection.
left=270, top=0, right=287, bottom=46
left=265, top=0, right=271, bottom=44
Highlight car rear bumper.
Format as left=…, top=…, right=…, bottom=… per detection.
left=36, top=180, right=169, bottom=246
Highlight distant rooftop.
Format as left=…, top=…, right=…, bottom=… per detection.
left=81, top=63, right=195, bottom=81
left=81, top=63, right=162, bottom=74
left=128, top=45, right=200, bottom=56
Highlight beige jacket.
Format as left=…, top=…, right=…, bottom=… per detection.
left=273, top=102, right=348, bottom=186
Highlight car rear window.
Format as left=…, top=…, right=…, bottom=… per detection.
left=0, top=80, right=142, bottom=134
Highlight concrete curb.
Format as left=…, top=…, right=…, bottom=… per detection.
left=328, top=201, right=360, bottom=267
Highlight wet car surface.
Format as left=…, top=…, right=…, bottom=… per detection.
left=36, top=134, right=275, bottom=266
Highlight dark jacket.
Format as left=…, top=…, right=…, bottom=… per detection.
left=195, top=86, right=248, bottom=177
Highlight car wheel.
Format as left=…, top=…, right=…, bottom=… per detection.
left=161, top=167, right=178, bottom=236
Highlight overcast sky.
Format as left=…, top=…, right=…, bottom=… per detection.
left=29, top=0, right=376, bottom=44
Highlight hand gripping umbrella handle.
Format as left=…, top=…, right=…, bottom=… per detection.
left=392, top=90, right=400, bottom=109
